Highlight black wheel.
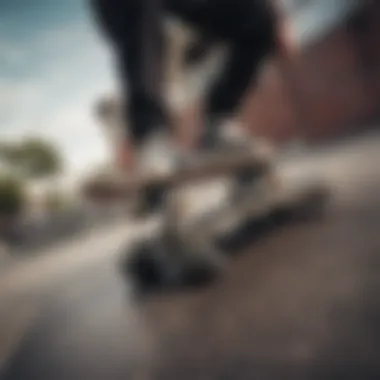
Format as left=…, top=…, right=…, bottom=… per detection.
left=119, top=235, right=225, bottom=292
left=119, top=241, right=162, bottom=289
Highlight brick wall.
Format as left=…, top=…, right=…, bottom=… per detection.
left=241, top=1, right=380, bottom=143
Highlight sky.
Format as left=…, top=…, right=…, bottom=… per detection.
left=0, top=0, right=116, bottom=184
left=0, top=0, right=357, bottom=185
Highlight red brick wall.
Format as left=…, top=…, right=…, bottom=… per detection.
left=241, top=2, right=380, bottom=144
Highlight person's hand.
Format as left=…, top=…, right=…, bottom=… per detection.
left=116, top=140, right=136, bottom=173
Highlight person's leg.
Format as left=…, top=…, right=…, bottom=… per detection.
left=91, top=0, right=172, bottom=171
left=119, top=1, right=169, bottom=147
left=164, top=0, right=277, bottom=148
left=201, top=27, right=277, bottom=147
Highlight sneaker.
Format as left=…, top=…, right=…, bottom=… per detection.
left=205, top=119, right=275, bottom=158
left=218, top=120, right=253, bottom=150
left=136, top=130, right=187, bottom=178
left=198, top=118, right=254, bottom=154
left=130, top=130, right=194, bottom=217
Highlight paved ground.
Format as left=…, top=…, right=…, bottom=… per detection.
left=1, top=132, right=380, bottom=380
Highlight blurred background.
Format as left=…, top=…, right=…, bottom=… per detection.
left=0, top=0, right=379, bottom=250
left=1, top=1, right=380, bottom=379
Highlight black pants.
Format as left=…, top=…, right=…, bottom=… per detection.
left=91, top=0, right=277, bottom=146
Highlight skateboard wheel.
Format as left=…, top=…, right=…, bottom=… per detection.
left=120, top=240, right=162, bottom=289
left=120, top=235, right=225, bottom=291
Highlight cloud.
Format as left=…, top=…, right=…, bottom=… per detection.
left=43, top=100, right=110, bottom=160
left=0, top=79, right=42, bottom=106
left=0, top=79, right=45, bottom=130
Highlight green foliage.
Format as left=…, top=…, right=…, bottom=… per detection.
left=0, top=175, right=25, bottom=217
left=0, top=137, right=64, bottom=217
left=10, top=138, right=62, bottom=179
left=0, top=142, right=18, bottom=163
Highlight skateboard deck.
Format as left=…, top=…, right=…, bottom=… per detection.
left=168, top=173, right=328, bottom=241
left=83, top=145, right=273, bottom=201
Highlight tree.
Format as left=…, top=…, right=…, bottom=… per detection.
left=0, top=175, right=25, bottom=217
left=0, top=142, right=18, bottom=163
left=0, top=137, right=63, bottom=180
left=0, top=175, right=26, bottom=244
left=11, top=138, right=62, bottom=180
left=0, top=136, right=65, bottom=221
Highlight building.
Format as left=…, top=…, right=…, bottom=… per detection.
left=242, top=0, right=380, bottom=142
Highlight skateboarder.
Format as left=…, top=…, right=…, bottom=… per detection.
left=90, top=0, right=278, bottom=176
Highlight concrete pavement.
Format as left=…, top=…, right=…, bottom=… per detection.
left=1, top=132, right=380, bottom=379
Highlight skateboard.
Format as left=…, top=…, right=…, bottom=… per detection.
left=84, top=14, right=330, bottom=291
left=83, top=140, right=329, bottom=291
